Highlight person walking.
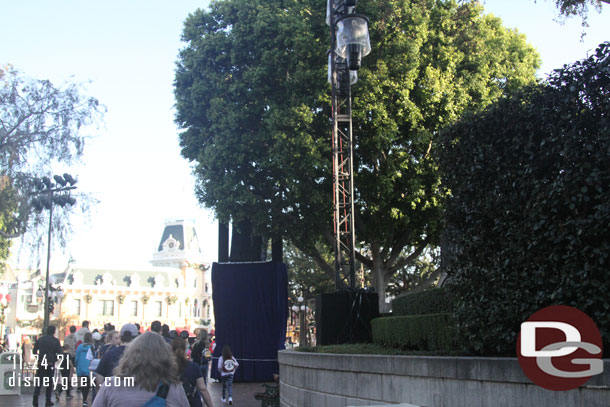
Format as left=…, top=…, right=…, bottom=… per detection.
left=75, top=332, right=94, bottom=406
left=75, top=321, right=91, bottom=347
left=55, top=344, right=74, bottom=401
left=92, top=324, right=137, bottom=398
left=22, top=337, right=33, bottom=367
left=217, top=345, right=239, bottom=405
left=32, top=325, right=61, bottom=407
left=191, top=330, right=211, bottom=385
left=97, top=330, right=119, bottom=360
left=171, top=336, right=215, bottom=407
left=64, top=326, right=77, bottom=357
left=91, top=332, right=189, bottom=407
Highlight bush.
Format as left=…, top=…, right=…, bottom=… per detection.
left=439, top=42, right=610, bottom=355
left=371, top=314, right=458, bottom=351
left=392, top=287, right=453, bottom=316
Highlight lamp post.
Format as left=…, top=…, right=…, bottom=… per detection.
left=31, top=174, right=77, bottom=332
left=291, top=296, right=309, bottom=347
left=327, top=0, right=371, bottom=290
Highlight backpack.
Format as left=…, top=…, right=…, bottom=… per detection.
left=222, top=358, right=236, bottom=373
left=202, top=348, right=212, bottom=363
left=181, top=377, right=199, bottom=406
left=141, top=383, right=169, bottom=407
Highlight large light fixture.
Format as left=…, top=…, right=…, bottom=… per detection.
left=335, top=14, right=371, bottom=71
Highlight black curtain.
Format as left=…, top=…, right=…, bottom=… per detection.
left=210, top=261, right=288, bottom=382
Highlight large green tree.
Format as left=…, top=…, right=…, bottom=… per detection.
left=0, top=66, right=103, bottom=267
left=175, top=0, right=539, bottom=309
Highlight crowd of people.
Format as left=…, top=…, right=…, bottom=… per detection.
left=26, top=320, right=237, bottom=407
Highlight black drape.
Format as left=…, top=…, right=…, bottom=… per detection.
left=210, top=261, right=288, bottom=382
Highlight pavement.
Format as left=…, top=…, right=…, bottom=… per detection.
left=5, top=380, right=271, bottom=407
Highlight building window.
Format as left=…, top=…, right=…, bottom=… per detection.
left=179, top=302, right=182, bottom=317
left=207, top=306, right=210, bottom=318
left=22, top=295, right=33, bottom=311
left=155, top=301, right=162, bottom=317
left=74, top=299, right=81, bottom=316
left=131, top=300, right=138, bottom=317
left=194, top=277, right=198, bottom=288
left=100, top=300, right=114, bottom=316
left=205, top=283, right=209, bottom=293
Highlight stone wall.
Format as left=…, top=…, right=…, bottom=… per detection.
left=278, top=350, right=610, bottom=407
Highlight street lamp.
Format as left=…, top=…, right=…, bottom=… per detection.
left=335, top=15, right=371, bottom=71
left=327, top=0, right=371, bottom=290
left=292, top=296, right=308, bottom=347
left=30, top=173, right=77, bottom=332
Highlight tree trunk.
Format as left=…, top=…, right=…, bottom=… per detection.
left=229, top=219, right=265, bottom=262
left=371, top=252, right=390, bottom=313
left=218, top=221, right=230, bottom=262
left=271, top=233, right=283, bottom=262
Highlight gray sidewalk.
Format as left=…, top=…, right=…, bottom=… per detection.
left=5, top=380, right=272, bottom=407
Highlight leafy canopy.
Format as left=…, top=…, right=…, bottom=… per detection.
left=174, top=0, right=539, bottom=296
left=0, top=66, right=103, bottom=266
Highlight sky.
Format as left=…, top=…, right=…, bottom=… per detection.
left=1, top=0, right=609, bottom=271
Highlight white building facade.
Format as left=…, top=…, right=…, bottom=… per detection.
left=2, top=219, right=213, bottom=339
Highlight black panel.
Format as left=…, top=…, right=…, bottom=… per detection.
left=316, top=290, right=379, bottom=345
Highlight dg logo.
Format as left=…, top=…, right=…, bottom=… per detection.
left=517, top=305, right=604, bottom=391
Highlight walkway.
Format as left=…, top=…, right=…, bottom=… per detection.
left=6, top=380, right=271, bottom=407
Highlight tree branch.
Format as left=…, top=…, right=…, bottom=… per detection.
left=387, top=239, right=429, bottom=275
left=385, top=229, right=414, bottom=268
left=0, top=229, right=22, bottom=239
left=355, top=249, right=373, bottom=268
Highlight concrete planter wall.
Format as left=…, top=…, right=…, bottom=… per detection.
left=278, top=350, right=609, bottom=407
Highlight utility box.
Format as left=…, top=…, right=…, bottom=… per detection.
left=0, top=352, right=21, bottom=395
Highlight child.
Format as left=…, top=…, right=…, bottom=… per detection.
left=217, top=344, right=239, bottom=405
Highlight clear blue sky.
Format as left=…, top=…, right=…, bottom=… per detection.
left=1, top=0, right=608, bottom=269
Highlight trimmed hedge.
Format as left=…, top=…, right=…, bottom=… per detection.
left=392, top=287, right=453, bottom=316
left=371, top=314, right=458, bottom=351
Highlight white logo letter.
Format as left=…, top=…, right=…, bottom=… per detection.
left=521, top=322, right=581, bottom=357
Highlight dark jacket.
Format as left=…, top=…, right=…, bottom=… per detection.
left=33, top=334, right=61, bottom=368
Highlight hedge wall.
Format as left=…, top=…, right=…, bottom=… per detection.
left=372, top=314, right=458, bottom=351
left=392, top=287, right=453, bottom=316
left=439, top=42, right=610, bottom=355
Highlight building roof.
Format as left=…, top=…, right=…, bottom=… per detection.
left=156, top=220, right=202, bottom=254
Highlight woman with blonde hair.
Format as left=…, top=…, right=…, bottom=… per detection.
left=91, top=332, right=188, bottom=407
left=172, top=336, right=214, bottom=407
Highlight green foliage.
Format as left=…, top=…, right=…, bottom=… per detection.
left=371, top=314, right=458, bottom=351
left=392, top=287, right=453, bottom=316
left=285, top=241, right=335, bottom=301
left=551, top=0, right=606, bottom=19
left=386, top=247, right=440, bottom=296
left=174, top=0, right=539, bottom=297
left=439, top=42, right=610, bottom=356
